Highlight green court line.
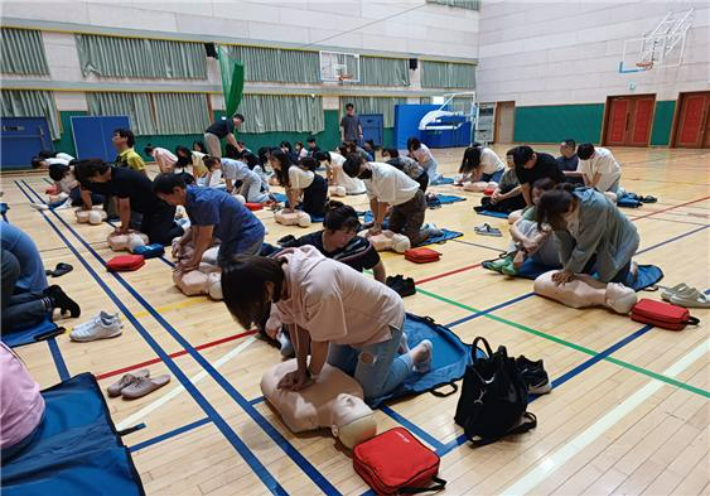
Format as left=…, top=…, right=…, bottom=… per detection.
left=416, top=287, right=710, bottom=399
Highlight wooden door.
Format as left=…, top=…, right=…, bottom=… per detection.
left=674, top=92, right=710, bottom=148
left=604, top=95, right=656, bottom=147
left=494, top=101, right=515, bottom=143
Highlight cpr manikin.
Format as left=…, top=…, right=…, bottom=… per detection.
left=76, top=206, right=107, bottom=224
left=462, top=181, right=497, bottom=193
left=367, top=231, right=411, bottom=254
left=275, top=210, right=311, bottom=227
left=170, top=231, right=223, bottom=300
left=107, top=232, right=149, bottom=251
left=261, top=359, right=377, bottom=449
left=534, top=270, right=638, bottom=314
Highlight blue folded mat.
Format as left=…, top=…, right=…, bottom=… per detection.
left=369, top=313, right=484, bottom=408
left=435, top=194, right=466, bottom=205
left=1, top=316, right=59, bottom=348
left=418, top=228, right=463, bottom=247
left=431, top=177, right=455, bottom=185
left=272, top=192, right=287, bottom=203
left=475, top=209, right=509, bottom=219
left=2, top=373, right=144, bottom=496
left=617, top=197, right=642, bottom=208
left=132, top=243, right=165, bottom=259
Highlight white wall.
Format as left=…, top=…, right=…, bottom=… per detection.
left=475, top=0, right=710, bottom=105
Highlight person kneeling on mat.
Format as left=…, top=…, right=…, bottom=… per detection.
left=75, top=159, right=184, bottom=246
left=153, top=173, right=265, bottom=269
left=535, top=184, right=639, bottom=287
left=221, top=246, right=433, bottom=402
left=343, top=155, right=441, bottom=246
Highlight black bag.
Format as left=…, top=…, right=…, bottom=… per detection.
left=455, top=337, right=536, bottom=445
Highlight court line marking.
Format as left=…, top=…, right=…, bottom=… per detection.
left=47, top=337, right=70, bottom=382
left=16, top=180, right=289, bottom=496
left=130, top=417, right=212, bottom=453
left=21, top=180, right=340, bottom=496
left=500, top=338, right=710, bottom=496
left=116, top=336, right=257, bottom=431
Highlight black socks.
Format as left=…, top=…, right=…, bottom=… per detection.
left=44, top=285, right=81, bottom=318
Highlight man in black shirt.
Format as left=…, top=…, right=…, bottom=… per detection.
left=340, top=103, right=363, bottom=144
left=75, top=160, right=183, bottom=245
left=557, top=139, right=584, bottom=185
left=513, top=145, right=565, bottom=206
left=306, top=137, right=321, bottom=158
left=203, top=113, right=245, bottom=158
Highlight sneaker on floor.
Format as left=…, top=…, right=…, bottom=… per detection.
left=121, top=374, right=171, bottom=400
left=73, top=312, right=123, bottom=333
left=516, top=356, right=551, bottom=395
left=54, top=199, right=73, bottom=210
left=107, top=369, right=150, bottom=398
left=70, top=317, right=122, bottom=342
left=422, top=223, right=444, bottom=239
left=29, top=203, right=49, bottom=211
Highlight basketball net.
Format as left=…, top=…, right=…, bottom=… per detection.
left=635, top=60, right=654, bottom=70
left=338, top=74, right=354, bottom=83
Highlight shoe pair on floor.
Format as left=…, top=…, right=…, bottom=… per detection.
left=107, top=369, right=171, bottom=400
left=70, top=312, right=122, bottom=342
left=516, top=356, right=551, bottom=395
left=661, top=284, right=710, bottom=309
left=483, top=255, right=518, bottom=276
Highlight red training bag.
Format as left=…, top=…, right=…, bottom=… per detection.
left=404, top=248, right=441, bottom=264
left=353, top=428, right=446, bottom=495
left=245, top=202, right=263, bottom=211
left=631, top=298, right=700, bottom=331
left=107, top=254, right=145, bottom=272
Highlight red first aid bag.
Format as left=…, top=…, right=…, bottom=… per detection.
left=404, top=248, right=441, bottom=264
left=107, top=254, right=145, bottom=272
left=631, top=298, right=699, bottom=331
left=353, top=428, right=446, bottom=495
left=483, top=187, right=496, bottom=196
left=245, top=202, right=263, bottom=211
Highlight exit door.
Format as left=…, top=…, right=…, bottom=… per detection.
left=673, top=92, right=710, bottom=148
left=604, top=95, right=655, bottom=147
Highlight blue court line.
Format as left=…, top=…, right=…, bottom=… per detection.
left=636, top=224, right=709, bottom=255
left=130, top=417, right=212, bottom=453
left=451, top=238, right=507, bottom=253
left=22, top=180, right=339, bottom=496
left=16, top=180, right=288, bottom=496
left=379, top=406, right=446, bottom=452
left=47, top=337, right=70, bottom=382
left=446, top=293, right=536, bottom=328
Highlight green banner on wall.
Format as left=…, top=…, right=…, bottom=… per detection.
left=218, top=46, right=244, bottom=117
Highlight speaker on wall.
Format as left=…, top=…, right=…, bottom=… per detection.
left=205, top=42, right=217, bottom=58
left=409, top=58, right=418, bottom=70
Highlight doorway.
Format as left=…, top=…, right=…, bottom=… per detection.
left=672, top=91, right=710, bottom=148
left=603, top=94, right=656, bottom=147
left=494, top=101, right=515, bottom=144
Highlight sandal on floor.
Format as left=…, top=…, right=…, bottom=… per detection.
left=46, top=262, right=74, bottom=278
left=474, top=223, right=502, bottom=237
left=121, top=374, right=171, bottom=400
left=670, top=289, right=710, bottom=309
left=661, top=283, right=692, bottom=302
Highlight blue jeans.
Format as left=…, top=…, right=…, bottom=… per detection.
left=481, top=169, right=504, bottom=183
left=327, top=318, right=412, bottom=402
left=423, top=158, right=442, bottom=183
left=218, top=232, right=266, bottom=267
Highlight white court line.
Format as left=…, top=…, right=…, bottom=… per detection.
left=501, top=338, right=710, bottom=496
left=116, top=337, right=257, bottom=431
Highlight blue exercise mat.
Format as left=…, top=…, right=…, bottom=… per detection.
left=272, top=192, right=287, bottom=203
left=1, top=316, right=60, bottom=348
left=475, top=209, right=509, bottom=219
left=368, top=313, right=483, bottom=408
left=435, top=194, right=466, bottom=204
left=2, top=373, right=144, bottom=496
left=431, top=177, right=455, bottom=185
left=418, top=228, right=463, bottom=247
left=497, top=258, right=663, bottom=291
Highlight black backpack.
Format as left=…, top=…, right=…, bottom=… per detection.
left=455, top=337, right=536, bottom=445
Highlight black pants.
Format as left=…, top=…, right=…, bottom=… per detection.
left=302, top=174, right=328, bottom=218
left=416, top=172, right=429, bottom=193
left=131, top=206, right=184, bottom=246
left=1, top=250, right=48, bottom=333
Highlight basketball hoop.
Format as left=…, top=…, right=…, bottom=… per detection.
left=635, top=60, right=654, bottom=70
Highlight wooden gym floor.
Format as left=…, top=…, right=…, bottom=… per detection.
left=3, top=145, right=709, bottom=495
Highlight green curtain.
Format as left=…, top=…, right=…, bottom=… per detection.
left=421, top=60, right=476, bottom=89
left=218, top=46, right=244, bottom=118
left=86, top=92, right=156, bottom=135
left=1, top=28, right=50, bottom=76
left=1, top=90, right=59, bottom=139
left=153, top=93, right=210, bottom=135
left=359, top=56, right=409, bottom=87
left=239, top=94, right=324, bottom=134
left=226, top=46, right=320, bottom=84
left=76, top=34, right=207, bottom=79
left=426, top=0, right=480, bottom=10
left=339, top=96, right=406, bottom=128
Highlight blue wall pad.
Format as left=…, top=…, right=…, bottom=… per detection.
left=2, top=373, right=144, bottom=496
left=419, top=228, right=463, bottom=247
left=1, top=316, right=58, bottom=348
left=368, top=313, right=482, bottom=408
left=475, top=209, right=509, bottom=219
left=394, top=104, right=439, bottom=150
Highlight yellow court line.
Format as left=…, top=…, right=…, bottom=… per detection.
left=131, top=297, right=210, bottom=320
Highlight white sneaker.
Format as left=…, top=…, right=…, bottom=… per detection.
left=73, top=312, right=123, bottom=333
left=30, top=203, right=49, bottom=211
left=54, top=199, right=73, bottom=210
left=70, top=315, right=123, bottom=342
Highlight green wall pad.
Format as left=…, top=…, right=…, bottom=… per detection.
left=650, top=101, right=675, bottom=146
left=513, top=104, right=605, bottom=144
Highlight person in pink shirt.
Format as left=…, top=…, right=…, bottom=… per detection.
left=221, top=246, right=433, bottom=401
left=1, top=343, right=45, bottom=460
left=144, top=144, right=178, bottom=174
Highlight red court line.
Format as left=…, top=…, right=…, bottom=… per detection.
left=415, top=193, right=710, bottom=286
left=95, top=329, right=258, bottom=381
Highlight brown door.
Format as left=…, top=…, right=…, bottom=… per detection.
left=494, top=101, right=515, bottom=143
left=674, top=92, right=710, bottom=148
left=604, top=95, right=656, bottom=147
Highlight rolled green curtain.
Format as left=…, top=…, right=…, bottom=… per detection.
left=239, top=94, right=324, bottom=134
left=338, top=96, right=407, bottom=128
left=1, top=28, right=50, bottom=76
left=359, top=56, right=409, bottom=87
left=87, top=92, right=156, bottom=135
left=1, top=90, right=60, bottom=140
left=227, top=46, right=320, bottom=84
left=421, top=60, right=476, bottom=89
left=153, top=93, right=211, bottom=135
left=76, top=34, right=207, bottom=79
left=218, top=46, right=244, bottom=118
left=426, top=0, right=480, bottom=10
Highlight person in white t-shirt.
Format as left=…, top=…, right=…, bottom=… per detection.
left=144, top=145, right=178, bottom=174
left=316, top=151, right=366, bottom=195
left=343, top=156, right=440, bottom=246
left=271, top=151, right=327, bottom=217
left=576, top=144, right=622, bottom=194
left=457, top=145, right=506, bottom=184
left=204, top=156, right=268, bottom=203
